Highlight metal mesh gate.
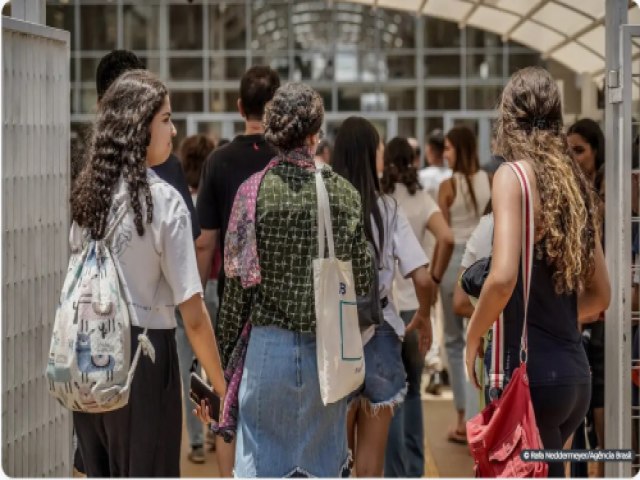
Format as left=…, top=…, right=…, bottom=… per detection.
left=1, top=17, right=71, bottom=476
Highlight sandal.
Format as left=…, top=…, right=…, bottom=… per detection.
left=447, top=427, right=468, bottom=445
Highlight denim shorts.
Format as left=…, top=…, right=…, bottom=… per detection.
left=235, top=325, right=350, bottom=477
left=350, top=321, right=407, bottom=410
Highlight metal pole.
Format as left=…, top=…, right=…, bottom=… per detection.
left=604, top=1, right=630, bottom=477
left=416, top=14, right=425, bottom=166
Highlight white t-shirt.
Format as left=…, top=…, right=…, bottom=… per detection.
left=461, top=213, right=494, bottom=269
left=419, top=165, right=452, bottom=200
left=70, top=171, right=203, bottom=329
left=389, top=184, right=440, bottom=312
left=363, top=195, right=429, bottom=343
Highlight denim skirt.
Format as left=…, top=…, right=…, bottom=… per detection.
left=234, top=325, right=350, bottom=477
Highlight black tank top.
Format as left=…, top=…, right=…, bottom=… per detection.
left=501, top=247, right=591, bottom=387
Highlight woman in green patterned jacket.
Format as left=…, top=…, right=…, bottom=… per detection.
left=214, top=83, right=372, bottom=477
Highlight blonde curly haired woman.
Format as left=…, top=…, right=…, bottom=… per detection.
left=464, top=66, right=610, bottom=478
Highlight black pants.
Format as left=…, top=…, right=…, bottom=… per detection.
left=530, top=383, right=591, bottom=478
left=73, top=327, right=182, bottom=477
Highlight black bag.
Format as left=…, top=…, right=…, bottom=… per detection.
left=459, top=256, right=491, bottom=301
left=356, top=241, right=384, bottom=329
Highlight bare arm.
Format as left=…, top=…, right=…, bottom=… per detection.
left=465, top=166, right=522, bottom=387
left=453, top=267, right=476, bottom=318
left=405, top=265, right=436, bottom=355
left=438, top=179, right=454, bottom=225
left=178, top=293, right=226, bottom=397
left=196, top=228, right=219, bottom=288
left=426, top=210, right=454, bottom=281
left=577, top=239, right=610, bottom=321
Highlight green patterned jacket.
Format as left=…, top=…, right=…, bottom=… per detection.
left=217, top=161, right=372, bottom=367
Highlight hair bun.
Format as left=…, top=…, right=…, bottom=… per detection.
left=264, top=83, right=324, bottom=152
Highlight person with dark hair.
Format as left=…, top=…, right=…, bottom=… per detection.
left=95, top=50, right=200, bottom=242
left=568, top=118, right=606, bottom=193
left=216, top=138, right=230, bottom=148
left=180, top=134, right=215, bottom=192
left=465, top=66, right=610, bottom=477
left=314, top=139, right=332, bottom=165
left=71, top=70, right=226, bottom=477
left=438, top=125, right=491, bottom=444
left=95, top=50, right=144, bottom=101
left=381, top=137, right=454, bottom=477
left=407, top=137, right=421, bottom=169
left=195, top=67, right=280, bottom=473
left=332, top=118, right=435, bottom=477
left=418, top=129, right=452, bottom=398
left=419, top=129, right=452, bottom=200
left=174, top=134, right=216, bottom=464
left=196, top=84, right=372, bottom=476
left=567, top=118, right=606, bottom=477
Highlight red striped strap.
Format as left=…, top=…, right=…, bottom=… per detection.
left=506, top=161, right=535, bottom=361
left=489, top=161, right=535, bottom=395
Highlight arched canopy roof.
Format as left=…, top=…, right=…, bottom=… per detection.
left=344, top=0, right=640, bottom=83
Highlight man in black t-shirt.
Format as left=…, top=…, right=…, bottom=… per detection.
left=196, top=66, right=280, bottom=301
left=194, top=64, right=279, bottom=478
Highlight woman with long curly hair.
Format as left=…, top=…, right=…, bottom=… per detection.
left=438, top=125, right=491, bottom=444
left=465, top=66, right=610, bottom=477
left=71, top=70, right=226, bottom=477
left=381, top=136, right=454, bottom=476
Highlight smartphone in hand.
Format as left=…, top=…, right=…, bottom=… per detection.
left=189, top=372, right=221, bottom=422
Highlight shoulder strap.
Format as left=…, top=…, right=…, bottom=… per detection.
left=505, top=161, right=535, bottom=362
left=488, top=162, right=534, bottom=397
left=316, top=169, right=335, bottom=259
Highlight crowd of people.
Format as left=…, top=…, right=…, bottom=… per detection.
left=66, top=49, right=615, bottom=478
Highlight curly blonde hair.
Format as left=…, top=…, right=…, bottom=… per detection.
left=495, top=66, right=599, bottom=295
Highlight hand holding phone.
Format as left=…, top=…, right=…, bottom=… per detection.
left=189, top=372, right=221, bottom=423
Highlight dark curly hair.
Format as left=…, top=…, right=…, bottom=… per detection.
left=71, top=70, right=168, bottom=239
left=179, top=134, right=215, bottom=190
left=263, top=83, right=324, bottom=152
left=381, top=137, right=422, bottom=195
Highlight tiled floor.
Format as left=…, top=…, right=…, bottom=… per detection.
left=179, top=414, right=222, bottom=477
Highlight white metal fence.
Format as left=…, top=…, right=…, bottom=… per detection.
left=1, top=17, right=71, bottom=476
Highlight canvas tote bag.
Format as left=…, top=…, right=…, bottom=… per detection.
left=313, top=169, right=365, bottom=405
